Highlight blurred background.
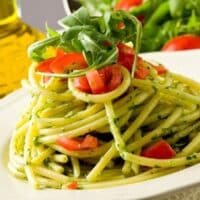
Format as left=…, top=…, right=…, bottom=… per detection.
left=21, top=0, right=66, bottom=31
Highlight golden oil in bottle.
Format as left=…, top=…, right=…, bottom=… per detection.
left=0, top=0, right=44, bottom=97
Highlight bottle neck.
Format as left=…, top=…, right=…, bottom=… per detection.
left=0, top=0, right=20, bottom=26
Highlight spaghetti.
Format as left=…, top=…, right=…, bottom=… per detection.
left=8, top=7, right=200, bottom=190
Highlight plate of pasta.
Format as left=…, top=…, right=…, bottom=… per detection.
left=1, top=7, right=200, bottom=200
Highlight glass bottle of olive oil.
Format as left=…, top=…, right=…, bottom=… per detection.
left=0, top=0, right=44, bottom=97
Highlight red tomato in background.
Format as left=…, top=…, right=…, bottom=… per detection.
left=141, top=140, right=176, bottom=159
left=117, top=43, right=134, bottom=71
left=162, top=35, right=200, bottom=51
left=115, top=0, right=143, bottom=11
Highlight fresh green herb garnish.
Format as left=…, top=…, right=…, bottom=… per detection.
left=29, top=7, right=142, bottom=78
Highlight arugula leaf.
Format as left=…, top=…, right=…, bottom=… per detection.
left=59, top=7, right=90, bottom=28
left=79, top=0, right=117, bottom=15
left=78, top=30, right=117, bottom=67
left=45, top=23, right=60, bottom=37
left=30, top=7, right=142, bottom=77
left=28, top=36, right=60, bottom=61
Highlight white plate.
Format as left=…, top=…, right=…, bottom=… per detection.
left=1, top=50, right=200, bottom=200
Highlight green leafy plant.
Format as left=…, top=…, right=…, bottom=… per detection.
left=78, top=0, right=200, bottom=52
left=28, top=7, right=142, bottom=77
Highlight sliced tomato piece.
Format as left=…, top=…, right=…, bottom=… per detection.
left=141, top=140, right=176, bottom=159
left=162, top=34, right=200, bottom=51
left=117, top=43, right=134, bottom=71
left=99, top=65, right=123, bottom=92
left=118, top=42, right=134, bottom=55
left=74, top=65, right=122, bottom=94
left=57, top=137, right=82, bottom=151
left=67, top=181, right=78, bottom=190
left=115, top=0, right=143, bottom=11
left=153, top=66, right=167, bottom=75
left=57, top=135, right=100, bottom=151
left=37, top=58, right=54, bottom=72
left=50, top=53, right=87, bottom=73
left=74, top=76, right=91, bottom=93
left=86, top=70, right=106, bottom=94
left=37, top=58, right=54, bottom=83
left=135, top=67, right=150, bottom=79
left=81, top=135, right=99, bottom=149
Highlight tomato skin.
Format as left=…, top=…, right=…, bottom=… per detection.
left=74, top=76, right=91, bottom=93
left=67, top=181, right=78, bottom=190
left=117, top=43, right=134, bottom=71
left=153, top=66, right=167, bottom=75
left=86, top=70, right=106, bottom=94
left=57, top=135, right=99, bottom=151
left=100, top=65, right=123, bottom=92
left=135, top=67, right=150, bottom=79
left=115, top=0, right=143, bottom=11
left=141, top=140, right=176, bottom=159
left=50, top=53, right=87, bottom=73
left=74, top=65, right=122, bottom=94
left=37, top=58, right=55, bottom=83
left=162, top=35, right=200, bottom=51
left=80, top=135, right=99, bottom=149
left=56, top=137, right=82, bottom=151
left=37, top=58, right=54, bottom=72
